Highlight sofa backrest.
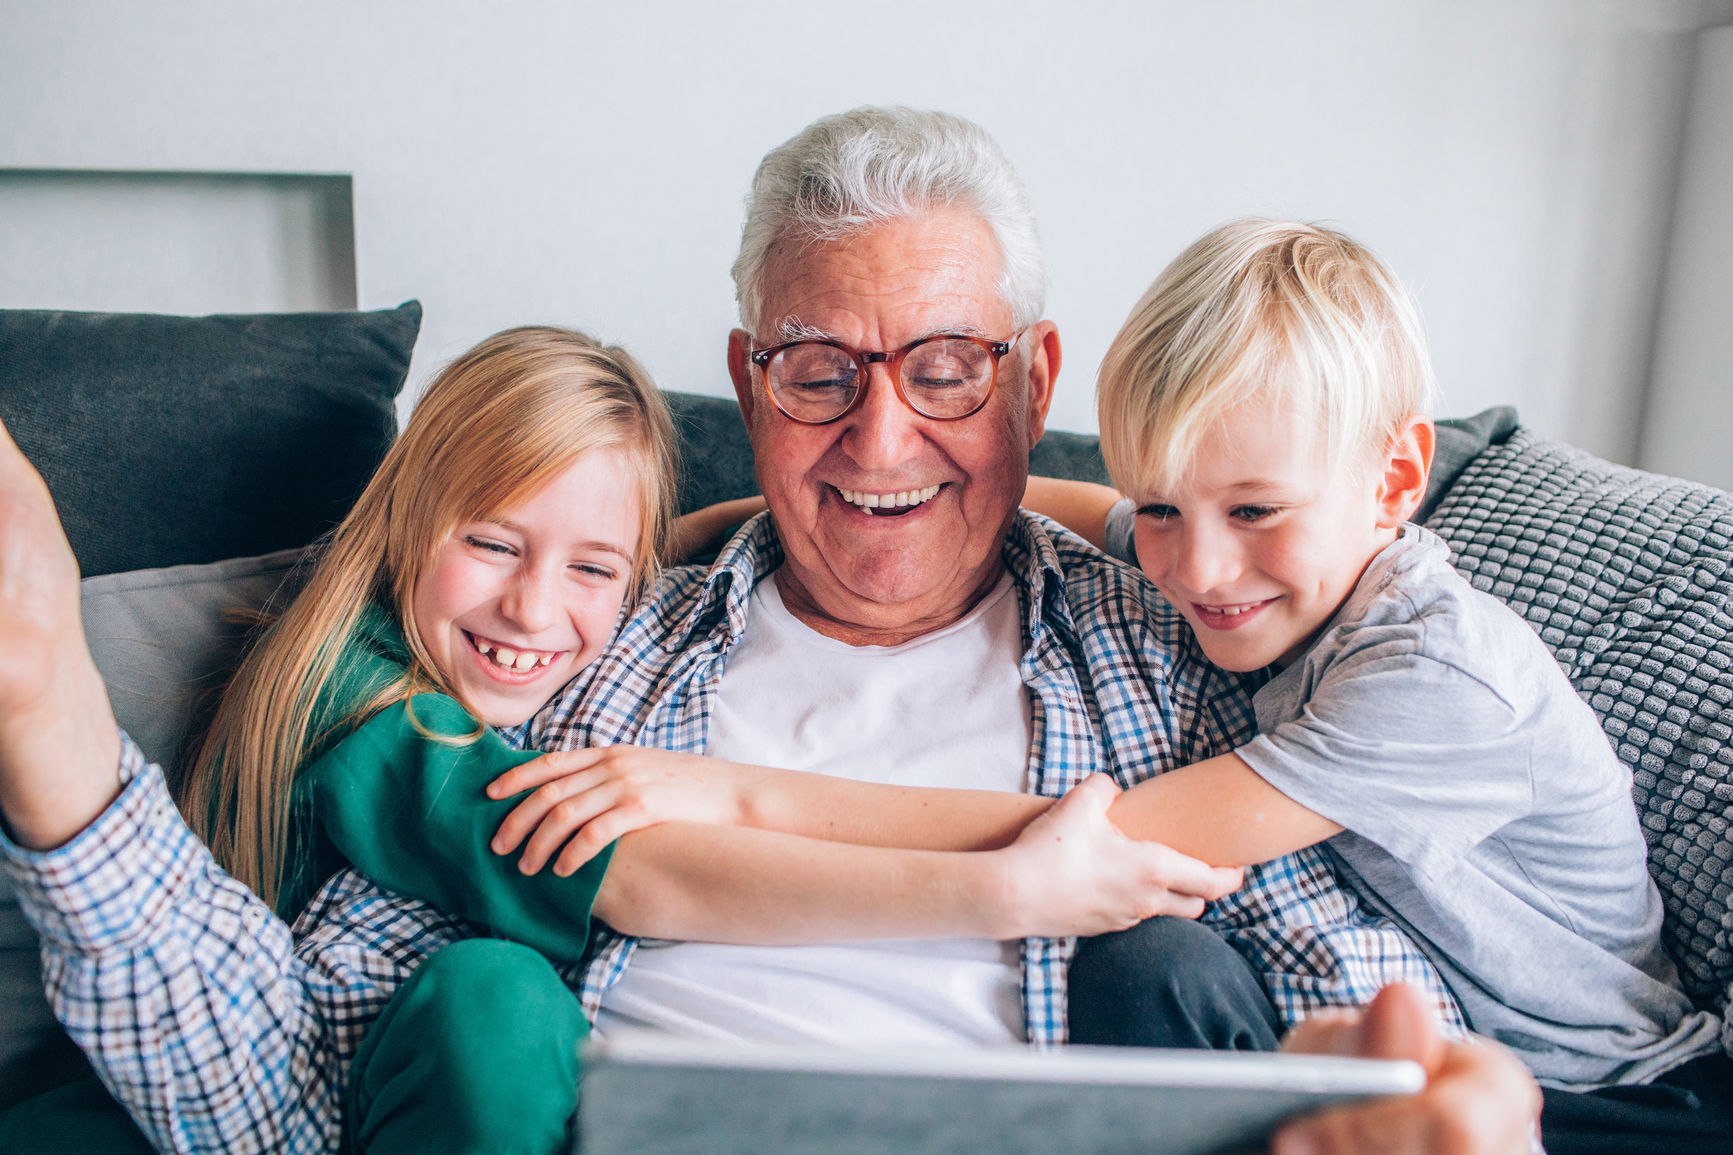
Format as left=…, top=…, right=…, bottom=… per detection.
left=1425, top=428, right=1733, bottom=1017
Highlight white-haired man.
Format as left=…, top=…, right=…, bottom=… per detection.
left=0, top=108, right=1541, bottom=1155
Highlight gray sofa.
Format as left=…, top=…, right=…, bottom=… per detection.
left=1, top=307, right=1729, bottom=1145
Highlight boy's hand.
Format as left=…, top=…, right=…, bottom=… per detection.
left=1274, top=984, right=1542, bottom=1155
left=487, top=747, right=763, bottom=875
left=0, top=417, right=122, bottom=849
left=995, top=773, right=1244, bottom=938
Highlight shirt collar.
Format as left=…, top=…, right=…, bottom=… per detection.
left=1002, top=510, right=1078, bottom=646
left=664, top=511, right=783, bottom=653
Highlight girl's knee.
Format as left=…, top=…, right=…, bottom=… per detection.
left=351, top=939, right=586, bottom=1155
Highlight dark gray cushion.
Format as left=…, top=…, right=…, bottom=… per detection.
left=0, top=303, right=420, bottom=577
left=1424, top=429, right=1733, bottom=1016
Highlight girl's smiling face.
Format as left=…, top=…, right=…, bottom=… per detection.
left=410, top=446, right=642, bottom=726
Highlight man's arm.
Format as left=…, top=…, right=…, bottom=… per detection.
left=6, top=748, right=456, bottom=1152
left=489, top=744, right=1334, bottom=873
left=591, top=775, right=1241, bottom=943
left=1020, top=476, right=1123, bottom=552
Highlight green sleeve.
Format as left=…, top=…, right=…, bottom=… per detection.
left=306, top=693, right=613, bottom=964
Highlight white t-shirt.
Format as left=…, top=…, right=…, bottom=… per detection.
left=595, top=572, right=1033, bottom=1047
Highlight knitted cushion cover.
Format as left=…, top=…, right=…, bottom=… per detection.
left=1424, top=428, right=1733, bottom=1015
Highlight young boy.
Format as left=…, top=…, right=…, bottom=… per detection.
left=1081, top=218, right=1724, bottom=1102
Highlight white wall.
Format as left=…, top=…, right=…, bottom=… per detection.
left=1641, top=24, right=1733, bottom=489
left=1, top=0, right=1726, bottom=469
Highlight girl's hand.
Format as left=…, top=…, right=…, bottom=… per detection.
left=487, top=747, right=765, bottom=876
left=994, top=774, right=1244, bottom=938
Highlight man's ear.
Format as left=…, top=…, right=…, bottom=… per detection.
left=727, top=329, right=756, bottom=425
left=1022, top=321, right=1062, bottom=449
left=1376, top=416, right=1435, bottom=529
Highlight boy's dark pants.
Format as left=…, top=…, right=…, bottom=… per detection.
left=1068, top=915, right=1282, bottom=1050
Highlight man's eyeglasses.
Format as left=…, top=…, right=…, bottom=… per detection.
left=748, top=333, right=1021, bottom=425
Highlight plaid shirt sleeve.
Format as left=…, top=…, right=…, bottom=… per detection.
left=0, top=734, right=471, bottom=1154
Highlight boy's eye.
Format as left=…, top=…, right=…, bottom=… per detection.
left=1136, top=504, right=1179, bottom=522
left=1230, top=505, right=1279, bottom=522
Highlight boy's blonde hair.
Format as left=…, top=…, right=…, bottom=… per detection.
left=1098, top=219, right=1436, bottom=499
left=178, top=326, right=678, bottom=911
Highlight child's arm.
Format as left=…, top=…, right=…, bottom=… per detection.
left=666, top=496, right=767, bottom=563
left=1103, top=752, right=1343, bottom=866
left=313, top=710, right=1240, bottom=962
left=1020, top=476, right=1123, bottom=551
left=592, top=774, right=1243, bottom=944
left=487, top=744, right=1339, bottom=877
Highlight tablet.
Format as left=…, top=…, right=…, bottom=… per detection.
left=577, top=1036, right=1425, bottom=1154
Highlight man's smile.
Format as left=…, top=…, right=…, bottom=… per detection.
left=831, top=483, right=944, bottom=517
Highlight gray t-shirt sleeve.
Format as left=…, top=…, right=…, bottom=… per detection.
left=1238, top=651, right=1536, bottom=882
left=1104, top=496, right=1138, bottom=566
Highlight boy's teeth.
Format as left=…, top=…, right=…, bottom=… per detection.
left=837, top=484, right=942, bottom=514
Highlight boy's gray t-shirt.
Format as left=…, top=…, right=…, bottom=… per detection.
left=1236, top=525, right=1722, bottom=1090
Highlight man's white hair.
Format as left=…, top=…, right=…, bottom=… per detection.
left=732, top=106, right=1046, bottom=334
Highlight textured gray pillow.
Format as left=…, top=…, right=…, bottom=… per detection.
left=1425, top=429, right=1733, bottom=1015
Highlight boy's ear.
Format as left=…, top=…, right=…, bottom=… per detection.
left=1375, top=416, right=1435, bottom=529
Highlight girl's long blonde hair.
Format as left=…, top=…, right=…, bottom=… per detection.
left=178, top=326, right=677, bottom=911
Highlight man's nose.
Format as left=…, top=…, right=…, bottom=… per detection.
left=499, top=564, right=560, bottom=634
left=1173, top=520, right=1243, bottom=595
left=840, top=364, right=924, bottom=471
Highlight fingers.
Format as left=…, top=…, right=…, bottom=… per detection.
left=1357, top=983, right=1446, bottom=1069
left=1274, top=985, right=1540, bottom=1155
left=549, top=808, right=643, bottom=876
left=487, top=747, right=608, bottom=799
left=491, top=770, right=607, bottom=856
left=1141, top=843, right=1243, bottom=904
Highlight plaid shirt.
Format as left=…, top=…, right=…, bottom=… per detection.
left=521, top=513, right=1465, bottom=1044
left=2, top=511, right=1461, bottom=1152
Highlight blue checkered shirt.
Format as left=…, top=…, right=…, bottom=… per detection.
left=522, top=513, right=1465, bottom=1045
left=2, top=512, right=1461, bottom=1151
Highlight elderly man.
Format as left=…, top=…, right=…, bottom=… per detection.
left=0, top=108, right=1539, bottom=1154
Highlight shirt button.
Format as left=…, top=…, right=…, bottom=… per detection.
left=152, top=799, right=176, bottom=827
left=243, top=906, right=266, bottom=931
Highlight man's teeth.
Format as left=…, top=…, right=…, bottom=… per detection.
left=836, top=484, right=942, bottom=514
left=473, top=639, right=557, bottom=671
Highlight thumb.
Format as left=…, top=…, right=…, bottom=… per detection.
left=1070, top=772, right=1122, bottom=805
left=1356, top=983, right=1446, bottom=1074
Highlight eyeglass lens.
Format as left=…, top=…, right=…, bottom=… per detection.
left=767, top=338, right=995, bottom=421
